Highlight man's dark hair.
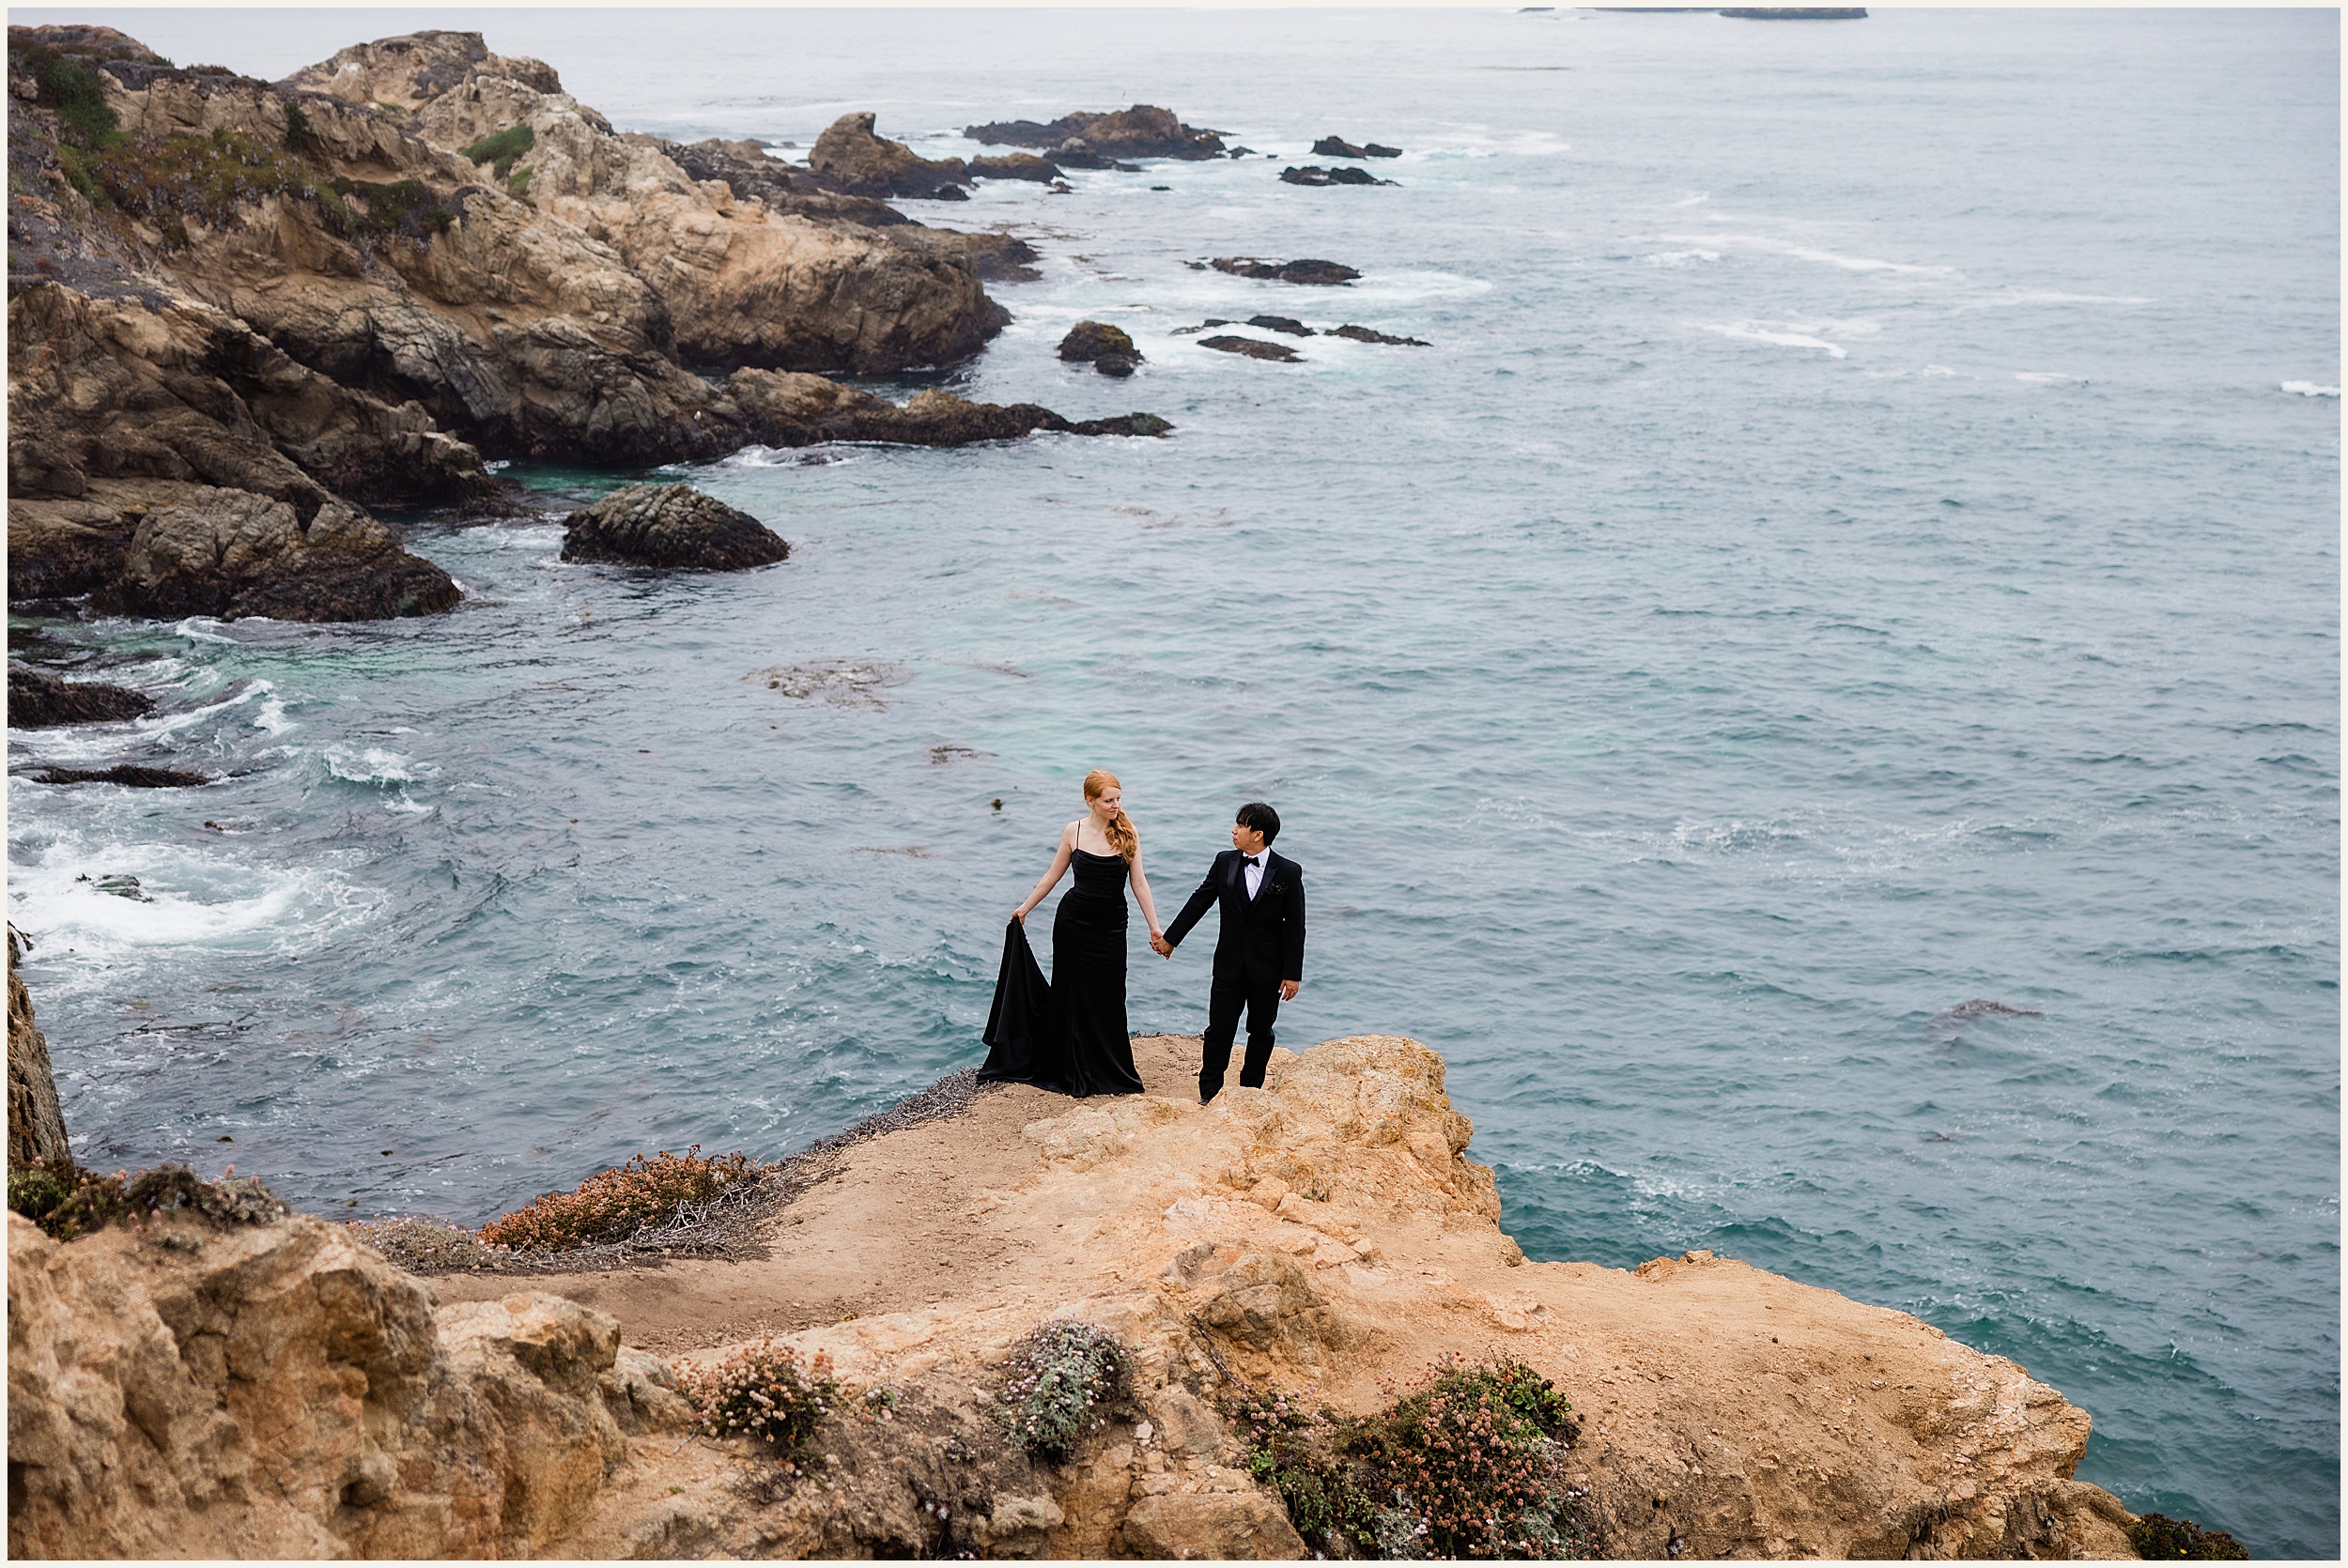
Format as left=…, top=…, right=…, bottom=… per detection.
left=1235, top=801, right=1280, bottom=845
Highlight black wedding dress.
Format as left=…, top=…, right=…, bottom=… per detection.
left=980, top=848, right=1146, bottom=1097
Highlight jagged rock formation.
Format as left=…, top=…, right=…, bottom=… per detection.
left=1057, top=320, right=1141, bottom=377
left=7, top=662, right=154, bottom=727
left=7, top=929, right=70, bottom=1167
left=965, top=104, right=1226, bottom=161
left=8, top=26, right=1154, bottom=625
left=808, top=111, right=972, bottom=200
left=1310, top=135, right=1403, bottom=160
left=1279, top=164, right=1395, bottom=188
left=559, top=483, right=789, bottom=571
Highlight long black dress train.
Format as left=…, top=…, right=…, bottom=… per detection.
left=980, top=847, right=1146, bottom=1097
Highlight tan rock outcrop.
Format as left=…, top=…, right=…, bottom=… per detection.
left=5, top=1207, right=687, bottom=1558
left=7, top=929, right=70, bottom=1168
left=5, top=1028, right=2140, bottom=1560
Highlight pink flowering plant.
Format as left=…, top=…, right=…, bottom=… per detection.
left=991, top=1319, right=1130, bottom=1460
left=679, top=1340, right=841, bottom=1462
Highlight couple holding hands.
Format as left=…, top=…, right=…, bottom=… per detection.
left=978, top=770, right=1305, bottom=1104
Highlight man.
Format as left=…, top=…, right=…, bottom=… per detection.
left=1152, top=801, right=1305, bottom=1103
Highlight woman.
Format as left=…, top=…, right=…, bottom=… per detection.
left=980, top=770, right=1164, bottom=1097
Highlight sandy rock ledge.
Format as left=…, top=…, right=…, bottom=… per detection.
left=7, top=1034, right=2138, bottom=1559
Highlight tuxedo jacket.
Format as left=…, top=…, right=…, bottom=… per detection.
left=1165, top=848, right=1305, bottom=984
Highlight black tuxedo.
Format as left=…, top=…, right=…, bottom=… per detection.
left=1164, top=848, right=1305, bottom=1099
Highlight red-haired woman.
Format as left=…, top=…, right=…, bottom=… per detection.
left=981, top=770, right=1163, bottom=1096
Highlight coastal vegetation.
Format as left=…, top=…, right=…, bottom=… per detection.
left=990, top=1319, right=1133, bottom=1459
left=8, top=1157, right=288, bottom=1241
left=476, top=1145, right=772, bottom=1251
left=1222, top=1354, right=1597, bottom=1560
left=681, top=1339, right=843, bottom=1468
left=2130, top=1512, right=2252, bottom=1560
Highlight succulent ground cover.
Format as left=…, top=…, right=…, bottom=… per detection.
left=991, top=1319, right=1131, bottom=1460
left=1224, top=1355, right=1597, bottom=1560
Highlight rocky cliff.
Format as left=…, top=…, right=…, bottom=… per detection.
left=7, top=929, right=70, bottom=1168
left=8, top=1031, right=2138, bottom=1559
left=7, top=25, right=1156, bottom=624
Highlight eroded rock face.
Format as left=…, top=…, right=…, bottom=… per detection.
left=82, top=484, right=461, bottom=623
left=8, top=930, right=70, bottom=1167
left=5, top=1211, right=680, bottom=1559
left=809, top=111, right=970, bottom=199
left=559, top=483, right=789, bottom=571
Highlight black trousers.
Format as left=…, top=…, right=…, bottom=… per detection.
left=1199, top=971, right=1281, bottom=1101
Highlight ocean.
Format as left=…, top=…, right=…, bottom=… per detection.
left=7, top=6, right=2338, bottom=1554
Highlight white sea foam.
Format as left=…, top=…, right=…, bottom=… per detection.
left=1669, top=192, right=1710, bottom=208
left=1691, top=317, right=1877, bottom=360
left=5, top=826, right=379, bottom=989
left=2015, top=371, right=2086, bottom=385
left=1661, top=232, right=1961, bottom=278
left=167, top=616, right=242, bottom=645
left=1956, top=288, right=2155, bottom=310
left=323, top=746, right=431, bottom=787
left=1644, top=249, right=1720, bottom=268
left=2280, top=380, right=2340, bottom=398
left=1923, top=364, right=1958, bottom=377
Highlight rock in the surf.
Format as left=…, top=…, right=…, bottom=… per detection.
left=25, top=764, right=211, bottom=789
left=1057, top=321, right=1144, bottom=371
left=1206, top=256, right=1362, bottom=285
left=1310, top=134, right=1404, bottom=159
left=965, top=105, right=1225, bottom=160
left=1279, top=164, right=1395, bottom=188
left=559, top=484, right=790, bottom=571
left=8, top=664, right=157, bottom=729
left=1332, top=323, right=1431, bottom=346
left=1245, top=315, right=1315, bottom=338
left=1198, top=335, right=1303, bottom=363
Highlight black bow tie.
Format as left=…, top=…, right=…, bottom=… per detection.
left=1243, top=855, right=1262, bottom=869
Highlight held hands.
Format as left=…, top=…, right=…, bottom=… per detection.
left=1150, top=932, right=1173, bottom=958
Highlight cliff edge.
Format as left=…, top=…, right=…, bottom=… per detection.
left=8, top=1031, right=2135, bottom=1559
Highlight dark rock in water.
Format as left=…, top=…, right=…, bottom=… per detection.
left=965, top=105, right=1225, bottom=160
left=1058, top=321, right=1143, bottom=365
left=26, top=764, right=210, bottom=789
left=1092, top=354, right=1136, bottom=378
left=809, top=112, right=970, bottom=199
left=71, top=488, right=462, bottom=623
left=967, top=153, right=1062, bottom=182
left=79, top=872, right=151, bottom=901
left=719, top=377, right=1171, bottom=446
left=956, top=234, right=1043, bottom=284
left=1210, top=257, right=1362, bottom=285
left=8, top=664, right=156, bottom=729
left=1198, top=336, right=1303, bottom=363
left=1246, top=315, right=1315, bottom=338
left=1168, top=320, right=1232, bottom=336
left=560, top=484, right=790, bottom=572
left=1280, top=165, right=1395, bottom=188
left=1226, top=146, right=1259, bottom=159
left=1332, top=324, right=1432, bottom=346
left=1312, top=135, right=1400, bottom=160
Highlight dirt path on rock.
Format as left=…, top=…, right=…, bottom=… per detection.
left=431, top=1035, right=1208, bottom=1354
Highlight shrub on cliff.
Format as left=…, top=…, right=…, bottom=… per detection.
left=346, top=1214, right=512, bottom=1270
left=460, top=122, right=534, bottom=180
left=1225, top=1355, right=1596, bottom=1560
left=476, top=1145, right=771, bottom=1252
left=992, top=1319, right=1131, bottom=1460
left=6, top=1158, right=289, bottom=1242
left=680, top=1340, right=841, bottom=1468
left=2129, top=1513, right=2250, bottom=1560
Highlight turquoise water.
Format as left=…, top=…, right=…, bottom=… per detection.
left=8, top=8, right=2338, bottom=1554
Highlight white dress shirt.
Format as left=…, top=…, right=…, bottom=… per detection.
left=1243, top=848, right=1269, bottom=899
